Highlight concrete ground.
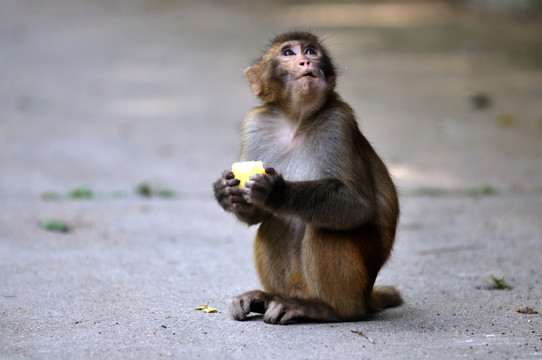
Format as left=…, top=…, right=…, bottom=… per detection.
left=1, top=0, right=541, bottom=358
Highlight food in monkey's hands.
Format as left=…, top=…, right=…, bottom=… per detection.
left=231, top=161, right=266, bottom=187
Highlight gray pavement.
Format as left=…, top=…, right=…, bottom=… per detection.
left=1, top=0, right=541, bottom=359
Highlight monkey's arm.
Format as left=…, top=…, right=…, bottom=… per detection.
left=245, top=170, right=374, bottom=231
left=213, top=171, right=271, bottom=225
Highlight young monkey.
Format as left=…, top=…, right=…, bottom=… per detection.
left=213, top=31, right=402, bottom=324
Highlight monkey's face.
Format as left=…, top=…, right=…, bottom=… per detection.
left=273, top=41, right=328, bottom=100
left=245, top=33, right=336, bottom=106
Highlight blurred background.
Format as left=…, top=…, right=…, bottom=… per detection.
left=1, top=0, right=541, bottom=200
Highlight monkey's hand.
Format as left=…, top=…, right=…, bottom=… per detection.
left=244, top=168, right=285, bottom=209
left=213, top=170, right=270, bottom=225
left=214, top=171, right=244, bottom=211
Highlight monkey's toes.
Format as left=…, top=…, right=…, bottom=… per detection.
left=230, top=297, right=251, bottom=321
left=263, top=301, right=296, bottom=325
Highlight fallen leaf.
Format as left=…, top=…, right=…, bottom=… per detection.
left=351, top=329, right=375, bottom=344
left=195, top=303, right=217, bottom=313
left=516, top=307, right=538, bottom=314
left=497, top=112, right=518, bottom=128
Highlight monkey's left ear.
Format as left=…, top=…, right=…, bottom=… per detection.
left=244, top=65, right=262, bottom=96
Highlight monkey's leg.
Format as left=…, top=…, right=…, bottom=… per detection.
left=230, top=220, right=292, bottom=321
left=252, top=228, right=371, bottom=325
left=300, top=228, right=371, bottom=321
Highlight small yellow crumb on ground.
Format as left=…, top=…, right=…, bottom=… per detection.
left=231, top=161, right=266, bottom=187
left=195, top=304, right=217, bottom=313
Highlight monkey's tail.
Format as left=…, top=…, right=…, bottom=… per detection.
left=368, top=285, right=403, bottom=312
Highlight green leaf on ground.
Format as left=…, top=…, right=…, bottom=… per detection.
left=136, top=183, right=152, bottom=197
left=67, top=187, right=93, bottom=199
left=489, top=275, right=512, bottom=290
left=136, top=183, right=177, bottom=198
left=157, top=188, right=176, bottom=198
left=39, top=220, right=70, bottom=233
left=412, top=187, right=446, bottom=196
left=467, top=185, right=498, bottom=197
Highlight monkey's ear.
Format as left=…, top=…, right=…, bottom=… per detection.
left=244, top=65, right=262, bottom=96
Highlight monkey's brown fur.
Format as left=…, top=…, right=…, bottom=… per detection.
left=214, top=31, right=402, bottom=324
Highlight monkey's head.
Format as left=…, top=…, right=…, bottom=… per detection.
left=245, top=31, right=337, bottom=107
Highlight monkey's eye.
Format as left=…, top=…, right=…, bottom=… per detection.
left=282, top=49, right=295, bottom=56
left=304, top=48, right=317, bottom=55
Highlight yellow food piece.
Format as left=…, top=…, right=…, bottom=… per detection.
left=231, top=161, right=266, bottom=187
left=195, top=304, right=218, bottom=313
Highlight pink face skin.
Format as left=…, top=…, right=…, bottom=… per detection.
left=274, top=41, right=327, bottom=99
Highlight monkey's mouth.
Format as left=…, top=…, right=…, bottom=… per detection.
left=300, top=71, right=318, bottom=79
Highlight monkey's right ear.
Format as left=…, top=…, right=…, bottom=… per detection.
left=244, top=65, right=262, bottom=96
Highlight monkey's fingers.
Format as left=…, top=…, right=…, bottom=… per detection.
left=226, top=184, right=247, bottom=196
left=245, top=175, right=273, bottom=204
left=242, top=186, right=257, bottom=205
left=264, top=300, right=302, bottom=325
left=230, top=296, right=252, bottom=321
left=279, top=311, right=296, bottom=325
left=245, top=174, right=265, bottom=187
left=229, top=193, right=246, bottom=205
left=224, top=171, right=236, bottom=180
left=264, top=167, right=277, bottom=176
left=263, top=300, right=282, bottom=324
left=225, top=178, right=241, bottom=187
left=264, top=301, right=291, bottom=325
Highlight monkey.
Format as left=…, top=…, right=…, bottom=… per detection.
left=213, top=31, right=402, bottom=325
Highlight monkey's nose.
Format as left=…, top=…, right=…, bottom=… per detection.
left=299, top=60, right=310, bottom=66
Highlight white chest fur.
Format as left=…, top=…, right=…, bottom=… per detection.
left=243, top=114, right=322, bottom=182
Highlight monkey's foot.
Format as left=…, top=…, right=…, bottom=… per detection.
left=263, top=299, right=304, bottom=325
left=230, top=290, right=270, bottom=321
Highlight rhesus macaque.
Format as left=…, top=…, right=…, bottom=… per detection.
left=213, top=31, right=402, bottom=324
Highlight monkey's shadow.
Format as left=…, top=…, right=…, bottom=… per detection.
left=240, top=307, right=408, bottom=325
left=243, top=314, right=265, bottom=322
